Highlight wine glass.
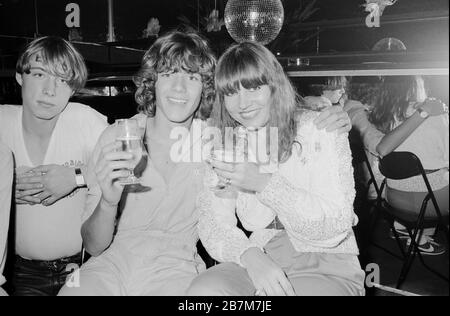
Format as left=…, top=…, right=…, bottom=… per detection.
left=208, top=130, right=246, bottom=192
left=116, top=118, right=143, bottom=185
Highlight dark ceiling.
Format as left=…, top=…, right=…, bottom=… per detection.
left=0, top=0, right=448, bottom=41
left=0, top=0, right=448, bottom=73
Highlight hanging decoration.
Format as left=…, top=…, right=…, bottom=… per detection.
left=363, top=0, right=398, bottom=19
left=224, top=0, right=284, bottom=45
left=206, top=0, right=224, bottom=32
left=142, top=17, right=161, bottom=38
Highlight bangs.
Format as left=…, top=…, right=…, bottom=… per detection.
left=18, top=37, right=87, bottom=90
left=216, top=49, right=268, bottom=96
left=29, top=51, right=73, bottom=81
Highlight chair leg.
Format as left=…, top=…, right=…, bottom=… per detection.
left=366, top=202, right=380, bottom=246
left=390, top=221, right=406, bottom=258
left=396, top=237, right=418, bottom=289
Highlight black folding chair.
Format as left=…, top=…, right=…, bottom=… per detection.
left=378, top=151, right=449, bottom=288
left=348, top=131, right=383, bottom=256
left=348, top=130, right=383, bottom=205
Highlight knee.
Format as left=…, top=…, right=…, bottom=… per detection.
left=187, top=274, right=224, bottom=296
left=57, top=271, right=99, bottom=296
left=187, top=267, right=254, bottom=296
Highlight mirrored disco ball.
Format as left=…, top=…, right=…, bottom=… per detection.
left=225, top=0, right=284, bottom=45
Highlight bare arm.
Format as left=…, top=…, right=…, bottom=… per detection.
left=376, top=98, right=447, bottom=157
left=81, top=139, right=134, bottom=256
left=81, top=198, right=118, bottom=257
left=376, top=111, right=425, bottom=157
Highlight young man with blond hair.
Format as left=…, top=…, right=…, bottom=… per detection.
left=0, top=36, right=108, bottom=295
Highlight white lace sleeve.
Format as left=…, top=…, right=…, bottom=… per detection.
left=197, top=168, right=262, bottom=266
left=256, top=113, right=357, bottom=249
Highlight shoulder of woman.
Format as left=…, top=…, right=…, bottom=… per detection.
left=295, top=109, right=321, bottom=131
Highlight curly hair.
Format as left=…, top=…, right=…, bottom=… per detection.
left=133, top=30, right=216, bottom=119
left=211, top=41, right=299, bottom=163
left=369, top=76, right=425, bottom=134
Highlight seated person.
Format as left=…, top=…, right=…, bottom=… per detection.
left=0, top=36, right=108, bottom=296
left=188, top=42, right=365, bottom=296
left=367, top=75, right=448, bottom=255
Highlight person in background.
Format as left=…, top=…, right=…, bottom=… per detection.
left=0, top=36, right=108, bottom=295
left=0, top=142, right=13, bottom=296
left=367, top=75, right=448, bottom=255
left=303, top=76, right=348, bottom=110
left=188, top=42, right=364, bottom=296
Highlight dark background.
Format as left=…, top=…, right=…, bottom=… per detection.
left=1, top=0, right=448, bottom=53
left=0, top=0, right=448, bottom=115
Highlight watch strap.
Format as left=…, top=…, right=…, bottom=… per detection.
left=75, top=167, right=86, bottom=187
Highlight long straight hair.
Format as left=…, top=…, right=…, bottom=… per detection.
left=369, top=76, right=424, bottom=133
left=211, top=42, right=299, bottom=163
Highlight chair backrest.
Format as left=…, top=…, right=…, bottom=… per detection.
left=379, top=151, right=423, bottom=180
left=348, top=130, right=382, bottom=199
left=379, top=151, right=439, bottom=210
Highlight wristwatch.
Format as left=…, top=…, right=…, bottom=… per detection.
left=416, top=107, right=429, bottom=119
left=75, top=167, right=86, bottom=187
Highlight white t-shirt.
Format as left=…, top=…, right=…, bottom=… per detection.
left=0, top=103, right=108, bottom=260
left=0, top=142, right=13, bottom=286
left=388, top=111, right=449, bottom=192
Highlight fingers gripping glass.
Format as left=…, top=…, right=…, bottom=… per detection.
left=209, top=128, right=246, bottom=192
left=116, top=119, right=143, bottom=185
left=209, top=148, right=235, bottom=192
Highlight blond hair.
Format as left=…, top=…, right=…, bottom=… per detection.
left=16, top=36, right=87, bottom=91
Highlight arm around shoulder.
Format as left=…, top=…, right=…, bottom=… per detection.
left=376, top=111, right=426, bottom=157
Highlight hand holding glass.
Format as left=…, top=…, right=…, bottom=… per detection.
left=116, top=119, right=143, bottom=185
left=209, top=147, right=245, bottom=192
